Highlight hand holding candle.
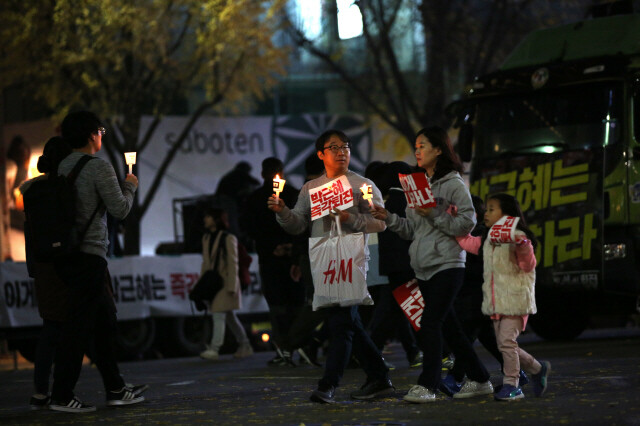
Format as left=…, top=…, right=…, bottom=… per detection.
left=360, top=183, right=374, bottom=208
left=273, top=174, right=285, bottom=199
left=124, top=152, right=137, bottom=175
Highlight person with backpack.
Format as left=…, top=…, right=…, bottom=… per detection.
left=38, top=111, right=144, bottom=413
left=243, top=157, right=303, bottom=365
left=199, top=208, right=253, bottom=361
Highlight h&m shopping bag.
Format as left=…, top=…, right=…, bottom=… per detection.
left=392, top=279, right=424, bottom=331
left=309, top=219, right=373, bottom=311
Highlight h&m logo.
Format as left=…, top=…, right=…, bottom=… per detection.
left=323, top=259, right=353, bottom=284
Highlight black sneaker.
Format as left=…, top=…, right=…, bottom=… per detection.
left=531, top=361, right=551, bottom=397
left=49, top=396, right=96, bottom=413
left=409, top=351, right=424, bottom=368
left=106, top=387, right=145, bottom=406
left=267, top=354, right=285, bottom=365
left=29, top=394, right=50, bottom=410
left=126, top=384, right=149, bottom=397
left=350, top=378, right=395, bottom=400
left=310, top=385, right=335, bottom=404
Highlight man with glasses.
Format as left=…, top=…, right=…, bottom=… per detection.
left=268, top=129, right=394, bottom=404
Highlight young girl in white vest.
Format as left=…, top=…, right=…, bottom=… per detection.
left=456, top=193, right=550, bottom=401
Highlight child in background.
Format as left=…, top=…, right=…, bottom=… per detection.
left=456, top=193, right=550, bottom=401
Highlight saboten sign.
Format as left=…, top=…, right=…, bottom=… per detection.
left=309, top=176, right=354, bottom=220
left=398, top=172, right=436, bottom=208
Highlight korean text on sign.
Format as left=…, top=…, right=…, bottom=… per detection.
left=489, top=216, right=520, bottom=244
left=398, top=172, right=436, bottom=208
left=392, top=279, right=424, bottom=331
left=309, top=175, right=354, bottom=220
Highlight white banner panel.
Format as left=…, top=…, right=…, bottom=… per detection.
left=0, top=255, right=268, bottom=329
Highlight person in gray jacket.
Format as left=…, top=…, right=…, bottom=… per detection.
left=371, top=126, right=492, bottom=403
left=47, top=111, right=144, bottom=413
left=268, top=129, right=393, bottom=404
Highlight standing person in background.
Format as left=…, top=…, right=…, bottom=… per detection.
left=244, top=158, right=303, bottom=365
left=456, top=193, right=550, bottom=401
left=199, top=208, right=253, bottom=361
left=216, top=161, right=260, bottom=249
left=368, top=161, right=422, bottom=369
left=268, top=129, right=393, bottom=404
left=21, top=137, right=72, bottom=409
left=47, top=111, right=145, bottom=413
left=371, top=126, right=492, bottom=403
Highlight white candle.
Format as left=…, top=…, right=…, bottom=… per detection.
left=360, top=183, right=374, bottom=208
left=273, top=174, right=285, bottom=199
left=124, top=152, right=137, bottom=174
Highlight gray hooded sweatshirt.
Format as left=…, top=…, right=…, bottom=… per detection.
left=385, top=170, right=475, bottom=281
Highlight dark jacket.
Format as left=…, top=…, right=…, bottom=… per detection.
left=378, top=188, right=413, bottom=280
left=244, top=182, right=298, bottom=260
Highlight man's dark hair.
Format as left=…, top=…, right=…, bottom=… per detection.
left=61, top=111, right=103, bottom=149
left=261, top=157, right=284, bottom=180
left=315, top=129, right=350, bottom=153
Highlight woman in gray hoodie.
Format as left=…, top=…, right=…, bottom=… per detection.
left=371, top=126, right=492, bottom=403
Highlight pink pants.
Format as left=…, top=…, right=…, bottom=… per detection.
left=493, top=317, right=542, bottom=386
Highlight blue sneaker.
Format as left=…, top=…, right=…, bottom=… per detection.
left=494, top=384, right=524, bottom=401
left=531, top=361, right=551, bottom=397
left=519, top=369, right=529, bottom=387
left=438, top=373, right=462, bottom=397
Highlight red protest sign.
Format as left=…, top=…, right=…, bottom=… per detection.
left=398, top=172, right=436, bottom=208
left=309, top=175, right=354, bottom=221
left=488, top=216, right=520, bottom=244
left=392, top=279, right=424, bottom=331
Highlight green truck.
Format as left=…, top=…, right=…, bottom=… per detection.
left=453, top=12, right=640, bottom=339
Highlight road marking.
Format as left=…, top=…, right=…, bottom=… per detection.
left=167, top=380, right=195, bottom=386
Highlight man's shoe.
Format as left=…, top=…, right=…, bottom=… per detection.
left=310, top=385, right=335, bottom=404
left=267, top=354, right=284, bottom=365
left=49, top=396, right=96, bottom=413
left=441, top=355, right=455, bottom=371
left=453, top=380, right=494, bottom=399
left=234, top=342, right=254, bottom=358
left=531, top=361, right=551, bottom=397
left=383, top=359, right=396, bottom=370
left=106, top=387, right=145, bottom=406
left=494, top=384, right=524, bottom=401
left=409, top=351, right=423, bottom=368
left=403, top=385, right=437, bottom=403
left=126, top=384, right=149, bottom=397
left=350, top=378, right=395, bottom=400
left=29, top=394, right=50, bottom=410
left=199, top=349, right=219, bottom=360
left=438, top=373, right=462, bottom=397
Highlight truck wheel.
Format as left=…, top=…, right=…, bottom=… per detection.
left=115, top=318, right=156, bottom=360
left=156, top=317, right=212, bottom=357
left=530, top=295, right=589, bottom=340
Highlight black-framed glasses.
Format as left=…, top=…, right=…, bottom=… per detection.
left=97, top=127, right=106, bottom=136
left=324, top=144, right=350, bottom=153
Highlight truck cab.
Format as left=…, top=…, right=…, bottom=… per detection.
left=454, top=12, right=640, bottom=339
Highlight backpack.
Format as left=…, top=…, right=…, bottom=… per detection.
left=23, top=155, right=97, bottom=266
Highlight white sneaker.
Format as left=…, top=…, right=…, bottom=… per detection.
left=234, top=343, right=254, bottom=358
left=199, top=349, right=219, bottom=360
left=453, top=380, right=494, bottom=399
left=403, top=385, right=437, bottom=403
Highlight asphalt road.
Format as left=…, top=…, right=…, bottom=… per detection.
left=1, top=328, right=639, bottom=425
